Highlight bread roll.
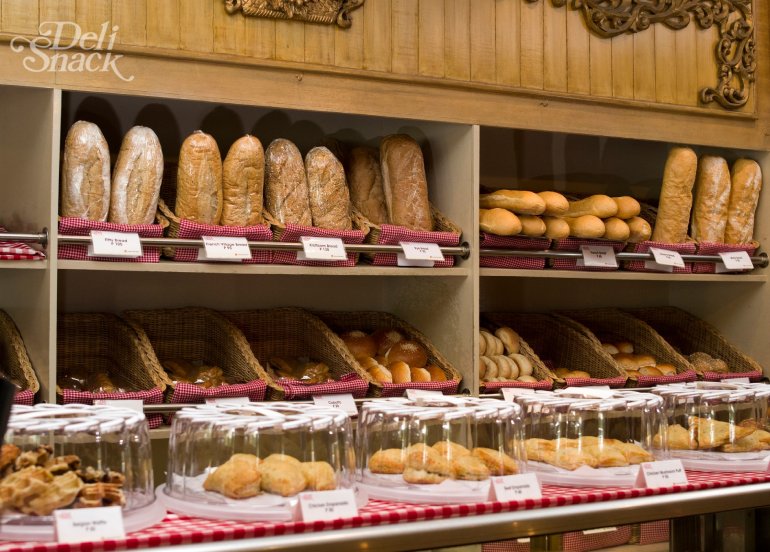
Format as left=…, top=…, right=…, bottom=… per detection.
left=479, top=208, right=522, bottom=236
left=368, top=364, right=393, bottom=384
left=554, top=367, right=570, bottom=377
left=615, top=341, right=634, bottom=354
left=635, top=354, right=657, bottom=368
left=61, top=121, right=111, bottom=221
left=389, top=361, right=411, bottom=384
left=493, top=356, right=512, bottom=379
left=657, top=364, right=677, bottom=376
left=543, top=216, right=570, bottom=239
left=358, top=356, right=379, bottom=370
left=264, top=138, right=312, bottom=226
left=176, top=131, right=223, bottom=224
left=379, top=134, right=432, bottom=231
left=495, top=327, right=520, bottom=355
left=564, top=215, right=605, bottom=238
left=538, top=191, right=569, bottom=216
left=305, top=146, right=353, bottom=230
left=639, top=366, right=662, bottom=377
left=691, top=156, right=731, bottom=243
left=385, top=340, right=429, bottom=368
left=426, top=365, right=446, bottom=382
left=341, top=331, right=377, bottom=359
left=373, top=328, right=405, bottom=355
left=221, top=135, right=265, bottom=226
left=346, top=146, right=388, bottom=224
left=479, top=190, right=545, bottom=215
left=614, top=354, right=638, bottom=371
left=612, top=197, right=641, bottom=220
left=108, top=126, right=163, bottom=225
left=725, top=159, right=762, bottom=244
left=566, top=370, right=591, bottom=379
left=602, top=343, right=619, bottom=355
left=478, top=332, right=486, bottom=356
left=410, top=367, right=431, bottom=382
left=603, top=217, right=631, bottom=241
left=517, top=375, right=538, bottom=383
left=519, top=215, right=547, bottom=237
left=565, top=195, right=618, bottom=218
left=482, top=357, right=498, bottom=380
left=480, top=331, right=497, bottom=357
left=509, top=354, right=531, bottom=377
left=652, top=147, right=697, bottom=243
left=627, top=216, right=652, bottom=243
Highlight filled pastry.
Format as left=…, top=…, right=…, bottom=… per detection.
left=202, top=454, right=261, bottom=499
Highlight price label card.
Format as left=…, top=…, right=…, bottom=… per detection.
left=198, top=236, right=251, bottom=261
left=298, top=489, right=359, bottom=522
left=489, top=473, right=542, bottom=502
left=636, top=460, right=688, bottom=488
left=578, top=245, right=618, bottom=268
left=405, top=389, right=443, bottom=400
left=205, top=397, right=250, bottom=405
left=400, top=242, right=445, bottom=261
left=722, top=377, right=751, bottom=384
left=55, top=506, right=125, bottom=544
left=501, top=387, right=535, bottom=402
left=558, top=386, right=613, bottom=399
left=313, top=393, right=358, bottom=416
left=297, top=237, right=347, bottom=261
left=396, top=254, right=435, bottom=268
left=716, top=250, right=754, bottom=272
left=649, top=247, right=685, bottom=268
left=89, top=231, right=142, bottom=258
left=583, top=527, right=618, bottom=535
left=93, top=399, right=143, bottom=414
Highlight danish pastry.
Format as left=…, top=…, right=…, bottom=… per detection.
left=203, top=454, right=262, bottom=499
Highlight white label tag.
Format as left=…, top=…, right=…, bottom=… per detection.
left=54, top=506, right=125, bottom=544
left=501, top=387, right=535, bottom=402
left=558, top=386, right=613, bottom=399
left=297, top=237, right=347, bottom=261
left=649, top=247, right=685, bottom=268
left=298, top=489, right=359, bottom=522
left=313, top=393, right=358, bottom=416
left=88, top=231, right=142, bottom=258
left=583, top=527, right=618, bottom=535
left=644, top=259, right=674, bottom=272
left=636, top=460, right=688, bottom=488
left=199, top=236, right=251, bottom=261
left=489, top=473, right=542, bottom=502
left=205, top=397, right=250, bottom=405
left=579, top=245, right=618, bottom=268
left=396, top=253, right=435, bottom=267
left=400, top=241, right=445, bottom=261
left=718, top=250, right=753, bottom=271
left=405, top=389, right=443, bottom=400
left=722, top=377, right=751, bottom=384
left=93, top=399, right=143, bottom=414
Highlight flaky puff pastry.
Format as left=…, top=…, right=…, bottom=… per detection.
left=23, top=471, right=83, bottom=516
left=203, top=454, right=262, bottom=499
left=301, top=462, right=336, bottom=491
left=471, top=448, right=518, bottom=475
left=655, top=424, right=698, bottom=451
left=258, top=461, right=307, bottom=497
left=612, top=441, right=653, bottom=464
left=403, top=444, right=453, bottom=484
left=451, top=455, right=491, bottom=481
left=432, top=441, right=471, bottom=460
left=690, top=417, right=756, bottom=449
left=369, top=448, right=406, bottom=474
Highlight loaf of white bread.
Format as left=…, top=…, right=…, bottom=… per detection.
left=221, top=134, right=265, bottom=227
left=651, top=147, right=697, bottom=243
left=61, top=121, right=111, bottom=221
left=379, top=134, right=433, bottom=231
left=109, top=126, right=164, bottom=225
left=176, top=131, right=223, bottom=225
left=691, top=155, right=731, bottom=243
left=725, top=159, right=762, bottom=244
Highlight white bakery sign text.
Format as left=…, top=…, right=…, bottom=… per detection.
left=10, top=21, right=134, bottom=82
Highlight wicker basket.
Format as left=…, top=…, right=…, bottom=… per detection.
left=484, top=312, right=625, bottom=387
left=0, top=310, right=39, bottom=399
left=315, top=310, right=461, bottom=396
left=625, top=306, right=763, bottom=380
left=224, top=307, right=371, bottom=400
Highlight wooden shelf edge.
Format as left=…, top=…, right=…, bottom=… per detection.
left=0, top=260, right=47, bottom=270
left=150, top=428, right=170, bottom=440
left=479, top=268, right=767, bottom=283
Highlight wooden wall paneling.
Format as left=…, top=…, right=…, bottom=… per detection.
left=543, top=0, right=567, bottom=91
left=469, top=0, right=495, bottom=83
left=589, top=33, right=612, bottom=97
left=39, top=0, right=76, bottom=36
left=75, top=0, right=111, bottom=36
left=334, top=6, right=364, bottom=68
left=675, top=23, right=698, bottom=106
left=633, top=29, right=656, bottom=102
left=391, top=0, right=418, bottom=75
left=274, top=20, right=305, bottom=63
left=494, top=0, right=520, bottom=87
left=112, top=0, right=145, bottom=46
left=214, top=0, right=240, bottom=54
left=418, top=0, right=445, bottom=78
left=241, top=17, right=275, bottom=60
left=2, top=0, right=39, bottom=34
left=695, top=24, right=718, bottom=112
left=611, top=33, right=634, bottom=99
left=181, top=0, right=214, bottom=53
left=654, top=25, right=677, bottom=104
left=444, top=0, right=470, bottom=81
left=362, top=0, right=391, bottom=72
left=305, top=22, right=335, bottom=66
left=566, top=8, right=589, bottom=94
left=520, top=0, right=544, bottom=89
left=145, top=0, right=179, bottom=49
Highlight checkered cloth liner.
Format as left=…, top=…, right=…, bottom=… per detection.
left=624, top=240, right=696, bottom=274
left=2, top=470, right=766, bottom=552
left=369, top=224, right=459, bottom=267
left=561, top=525, right=632, bottom=552
left=272, top=223, right=365, bottom=267
left=277, top=373, right=368, bottom=400
left=630, top=369, right=698, bottom=388
left=702, top=370, right=764, bottom=382
left=58, top=217, right=163, bottom=262
left=551, top=238, right=624, bottom=272
left=169, top=219, right=272, bottom=263
left=482, top=379, right=552, bottom=392
left=0, top=227, right=46, bottom=261
left=13, top=390, right=34, bottom=406
left=377, top=379, right=460, bottom=398
left=60, top=388, right=163, bottom=428
left=169, top=380, right=267, bottom=403
left=564, top=375, right=628, bottom=388
left=693, top=241, right=758, bottom=273
left=639, top=520, right=670, bottom=545
left=479, top=233, right=549, bottom=269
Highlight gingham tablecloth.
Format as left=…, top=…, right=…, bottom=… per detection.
left=0, top=227, right=45, bottom=261
left=1, top=470, right=767, bottom=552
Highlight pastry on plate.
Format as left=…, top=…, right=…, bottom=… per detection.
left=203, top=453, right=262, bottom=499
left=369, top=448, right=406, bottom=474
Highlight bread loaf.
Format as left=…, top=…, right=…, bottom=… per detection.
left=519, top=215, right=546, bottom=237
left=61, top=121, right=111, bottom=221
left=221, top=135, right=265, bottom=226
left=176, top=131, right=223, bottom=224
left=565, top=195, right=618, bottom=218
left=346, top=146, right=388, bottom=224
left=379, top=134, right=432, bottom=231
left=543, top=216, right=570, bottom=239
left=691, top=155, right=731, bottom=243
left=725, top=159, right=762, bottom=244
left=108, top=126, right=163, bottom=225
left=538, top=191, right=569, bottom=216
left=264, top=138, right=312, bottom=226
left=564, top=215, right=605, bottom=238
left=305, top=146, right=352, bottom=230
left=603, top=217, right=631, bottom=241
left=651, top=147, right=697, bottom=243
left=626, top=216, right=652, bottom=243
left=612, top=196, right=641, bottom=219
left=479, top=208, right=522, bottom=236
left=479, top=190, right=546, bottom=215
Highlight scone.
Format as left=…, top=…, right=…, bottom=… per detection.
left=369, top=448, right=406, bottom=474
left=451, top=455, right=491, bottom=481
left=258, top=460, right=307, bottom=497
left=432, top=441, right=471, bottom=460
left=203, top=453, right=262, bottom=499
left=301, top=461, right=336, bottom=491
left=471, top=447, right=518, bottom=475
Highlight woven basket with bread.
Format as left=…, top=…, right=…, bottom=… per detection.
left=0, top=310, right=39, bottom=405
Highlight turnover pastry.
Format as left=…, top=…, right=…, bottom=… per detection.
left=300, top=462, right=336, bottom=491
left=258, top=460, right=307, bottom=497
left=471, top=447, right=518, bottom=475
left=690, top=416, right=755, bottom=449
left=451, top=456, right=491, bottom=481
left=403, top=444, right=452, bottom=484
left=721, top=429, right=770, bottom=453
left=369, top=448, right=406, bottom=474
left=203, top=454, right=262, bottom=499
left=432, top=441, right=471, bottom=460
left=654, top=424, right=697, bottom=450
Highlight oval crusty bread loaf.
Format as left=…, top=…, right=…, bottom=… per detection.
left=543, top=216, right=570, bottom=239
left=538, top=191, right=569, bottom=216
left=725, top=158, right=762, bottom=244
left=612, top=196, right=641, bottom=220
left=565, top=195, right=618, bottom=218
left=651, top=147, right=697, bottom=243
left=305, top=146, right=353, bottom=230
left=564, top=215, right=605, bottom=238
left=691, top=155, right=731, bottom=243
left=61, top=121, right=111, bottom=221
left=602, top=217, right=631, bottom=241
left=479, top=208, right=521, bottom=236
left=380, top=134, right=432, bottom=231
left=519, top=215, right=546, bottom=237
left=479, top=190, right=545, bottom=215
left=221, top=135, right=265, bottom=227
left=176, top=131, right=223, bottom=224
left=626, top=216, right=652, bottom=243
left=346, top=146, right=388, bottom=224
left=264, top=138, right=312, bottom=226
left=108, top=126, right=163, bottom=225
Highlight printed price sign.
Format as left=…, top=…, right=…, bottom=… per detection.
left=636, top=460, right=688, bottom=488
left=298, top=489, right=359, bottom=522
left=297, top=236, right=347, bottom=261
left=205, top=397, right=250, bottom=405
left=649, top=247, right=685, bottom=268
left=501, top=388, right=535, bottom=402
left=198, top=236, right=251, bottom=261
left=399, top=242, right=445, bottom=267
left=583, top=527, right=618, bottom=535
left=578, top=245, right=618, bottom=268
left=55, top=506, right=125, bottom=543
left=313, top=393, right=357, bottom=416
left=93, top=399, right=143, bottom=414
left=716, top=251, right=754, bottom=273
left=489, top=473, right=542, bottom=502
left=558, top=386, right=613, bottom=399
left=405, top=389, right=443, bottom=400
left=88, top=230, right=142, bottom=258
left=721, top=377, right=751, bottom=384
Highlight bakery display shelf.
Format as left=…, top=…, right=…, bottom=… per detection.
left=0, top=260, right=46, bottom=270
left=479, top=268, right=768, bottom=283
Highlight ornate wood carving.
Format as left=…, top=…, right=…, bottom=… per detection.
left=528, top=0, right=755, bottom=110
left=224, top=0, right=365, bottom=29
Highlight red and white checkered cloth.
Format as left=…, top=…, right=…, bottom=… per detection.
left=551, top=238, right=624, bottom=272
left=272, top=223, right=365, bottom=267
left=376, top=379, right=460, bottom=398
left=169, top=220, right=272, bottom=263
left=481, top=380, right=553, bottom=392
left=702, top=370, right=764, bottom=382
left=168, top=380, right=267, bottom=404
left=479, top=233, right=549, bottom=269
left=277, top=373, right=368, bottom=400
left=13, top=390, right=34, bottom=406
left=58, top=218, right=163, bottom=263
left=561, top=525, right=632, bottom=552
left=624, top=240, right=696, bottom=274
left=368, top=224, right=459, bottom=267
left=639, top=520, right=670, bottom=545
left=60, top=388, right=164, bottom=428
left=562, top=375, right=628, bottom=388
left=0, top=227, right=46, bottom=261
left=628, top=369, right=698, bottom=388
left=693, top=241, right=758, bottom=274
